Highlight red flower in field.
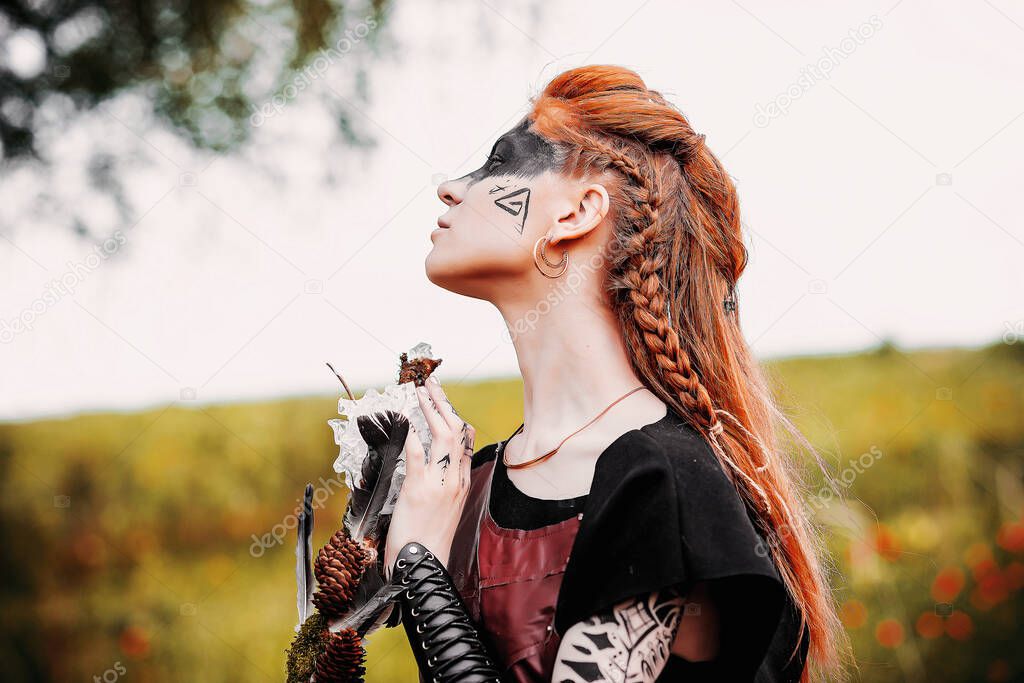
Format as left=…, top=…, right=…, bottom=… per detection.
left=875, top=618, right=904, bottom=648
left=972, top=557, right=999, bottom=582
left=970, top=587, right=991, bottom=611
left=970, top=569, right=1010, bottom=611
left=979, top=572, right=1009, bottom=604
left=944, top=611, right=974, bottom=641
left=931, top=566, right=966, bottom=603
left=996, top=521, right=1024, bottom=554
left=915, top=612, right=944, bottom=639
left=1004, top=561, right=1024, bottom=591
left=119, top=625, right=151, bottom=659
left=839, top=600, right=868, bottom=629
left=873, top=524, right=901, bottom=561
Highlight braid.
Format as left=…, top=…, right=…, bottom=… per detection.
left=529, top=65, right=849, bottom=682
left=553, top=123, right=774, bottom=515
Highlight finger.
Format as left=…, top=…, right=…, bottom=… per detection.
left=459, top=429, right=472, bottom=492
left=449, top=422, right=473, bottom=494
left=461, top=423, right=476, bottom=458
left=415, top=384, right=447, bottom=439
left=424, top=378, right=462, bottom=432
left=404, top=423, right=426, bottom=479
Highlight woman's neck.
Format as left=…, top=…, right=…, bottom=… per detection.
left=496, top=291, right=664, bottom=461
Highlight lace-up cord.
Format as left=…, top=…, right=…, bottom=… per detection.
left=399, top=550, right=501, bottom=682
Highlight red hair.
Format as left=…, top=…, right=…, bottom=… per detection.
left=528, top=65, right=848, bottom=681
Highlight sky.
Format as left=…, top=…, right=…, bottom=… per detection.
left=1, top=0, right=1022, bottom=421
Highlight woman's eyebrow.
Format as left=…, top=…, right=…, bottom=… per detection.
left=489, top=137, right=510, bottom=157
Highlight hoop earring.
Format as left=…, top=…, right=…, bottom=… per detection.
left=533, top=236, right=568, bottom=278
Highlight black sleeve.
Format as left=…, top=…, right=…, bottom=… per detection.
left=554, top=425, right=787, bottom=677
left=470, top=442, right=498, bottom=469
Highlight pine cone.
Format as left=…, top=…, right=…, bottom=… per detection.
left=314, top=628, right=366, bottom=682
left=313, top=528, right=368, bottom=618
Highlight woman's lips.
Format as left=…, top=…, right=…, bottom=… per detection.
left=431, top=219, right=449, bottom=240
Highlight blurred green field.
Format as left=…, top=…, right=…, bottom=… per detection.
left=1, top=340, right=1022, bottom=682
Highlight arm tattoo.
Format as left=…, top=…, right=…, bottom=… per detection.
left=552, top=588, right=685, bottom=683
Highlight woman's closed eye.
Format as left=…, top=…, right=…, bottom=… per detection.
left=485, top=153, right=504, bottom=172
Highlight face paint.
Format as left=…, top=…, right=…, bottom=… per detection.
left=426, top=119, right=562, bottom=291
left=492, top=187, right=531, bottom=234
left=451, top=118, right=559, bottom=236
left=456, top=118, right=560, bottom=190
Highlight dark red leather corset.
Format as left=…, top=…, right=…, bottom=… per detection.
left=449, top=455, right=583, bottom=683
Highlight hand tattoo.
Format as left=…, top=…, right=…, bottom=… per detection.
left=438, top=451, right=451, bottom=483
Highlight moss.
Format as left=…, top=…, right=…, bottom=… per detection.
left=286, top=611, right=328, bottom=683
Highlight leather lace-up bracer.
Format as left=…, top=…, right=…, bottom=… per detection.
left=392, top=541, right=502, bottom=682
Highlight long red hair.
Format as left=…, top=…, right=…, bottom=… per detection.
left=528, top=65, right=849, bottom=681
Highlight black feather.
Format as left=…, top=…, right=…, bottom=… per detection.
left=336, top=580, right=405, bottom=636
left=295, top=483, right=314, bottom=627
left=343, top=409, right=408, bottom=544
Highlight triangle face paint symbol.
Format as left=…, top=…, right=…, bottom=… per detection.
left=493, top=187, right=530, bottom=233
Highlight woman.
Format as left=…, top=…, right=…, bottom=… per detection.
left=382, top=65, right=846, bottom=682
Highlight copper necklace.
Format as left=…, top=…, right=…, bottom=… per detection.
left=502, top=385, right=646, bottom=470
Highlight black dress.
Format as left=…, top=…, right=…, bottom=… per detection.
left=475, top=404, right=810, bottom=682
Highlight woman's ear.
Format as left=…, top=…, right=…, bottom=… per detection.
left=549, top=182, right=610, bottom=246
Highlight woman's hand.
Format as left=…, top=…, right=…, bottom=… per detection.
left=383, top=377, right=475, bottom=578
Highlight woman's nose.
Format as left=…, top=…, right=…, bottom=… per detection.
left=437, top=177, right=463, bottom=207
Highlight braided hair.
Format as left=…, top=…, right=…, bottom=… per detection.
left=528, top=65, right=848, bottom=682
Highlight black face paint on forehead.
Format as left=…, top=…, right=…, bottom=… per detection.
left=457, top=118, right=559, bottom=188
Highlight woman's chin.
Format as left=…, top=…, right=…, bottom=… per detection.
left=425, top=250, right=487, bottom=298
left=424, top=248, right=460, bottom=289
